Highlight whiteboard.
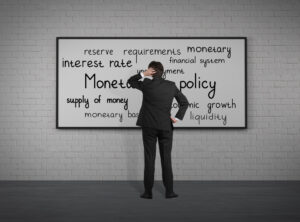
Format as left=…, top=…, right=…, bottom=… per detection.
left=56, top=37, right=247, bottom=129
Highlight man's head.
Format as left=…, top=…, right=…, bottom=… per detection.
left=148, top=61, right=164, bottom=79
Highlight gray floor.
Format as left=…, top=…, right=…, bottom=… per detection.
left=0, top=181, right=300, bottom=222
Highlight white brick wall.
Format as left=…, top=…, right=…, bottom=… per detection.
left=0, top=0, right=299, bottom=180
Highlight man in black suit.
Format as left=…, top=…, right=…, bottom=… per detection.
left=127, top=61, right=189, bottom=199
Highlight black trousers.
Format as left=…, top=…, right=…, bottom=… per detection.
left=141, top=126, right=174, bottom=193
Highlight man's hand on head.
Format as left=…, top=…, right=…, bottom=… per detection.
left=144, top=67, right=156, bottom=76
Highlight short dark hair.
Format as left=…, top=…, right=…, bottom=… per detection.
left=148, top=61, right=164, bottom=78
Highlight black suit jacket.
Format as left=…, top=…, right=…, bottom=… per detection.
left=127, top=73, right=189, bottom=130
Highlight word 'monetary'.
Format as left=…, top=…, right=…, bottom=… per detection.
left=84, top=112, right=123, bottom=122
left=187, top=46, right=232, bottom=58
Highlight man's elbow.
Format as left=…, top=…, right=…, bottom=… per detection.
left=182, top=98, right=189, bottom=108
left=127, top=81, right=137, bottom=89
left=127, top=79, right=133, bottom=88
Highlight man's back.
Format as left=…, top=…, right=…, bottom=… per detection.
left=128, top=63, right=185, bottom=199
left=127, top=73, right=189, bottom=130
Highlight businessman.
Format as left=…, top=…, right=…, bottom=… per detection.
left=127, top=61, right=189, bottom=199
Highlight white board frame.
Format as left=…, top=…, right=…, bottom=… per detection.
left=56, top=37, right=247, bottom=129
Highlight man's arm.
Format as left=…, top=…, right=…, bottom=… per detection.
left=127, top=68, right=156, bottom=91
left=174, top=84, right=189, bottom=120
left=127, top=72, right=145, bottom=91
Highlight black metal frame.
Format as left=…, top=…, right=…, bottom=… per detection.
left=56, top=37, right=247, bottom=129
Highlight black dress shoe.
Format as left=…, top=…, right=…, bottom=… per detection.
left=165, top=191, right=178, bottom=198
left=140, top=192, right=152, bottom=199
